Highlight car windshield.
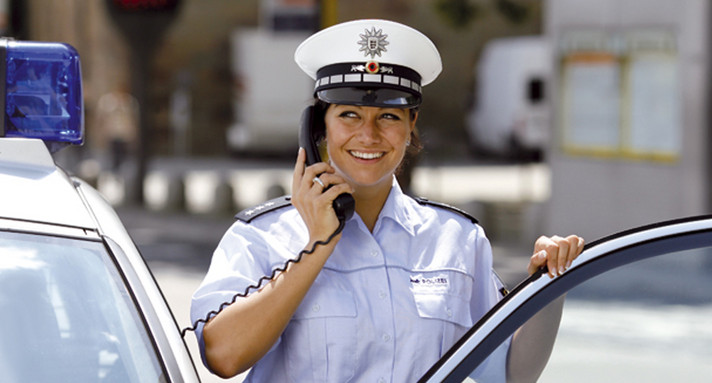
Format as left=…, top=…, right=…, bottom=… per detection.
left=0, top=231, right=166, bottom=382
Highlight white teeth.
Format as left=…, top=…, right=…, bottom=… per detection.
left=350, top=150, right=384, bottom=160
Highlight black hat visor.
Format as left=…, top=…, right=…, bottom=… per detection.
left=317, top=86, right=421, bottom=108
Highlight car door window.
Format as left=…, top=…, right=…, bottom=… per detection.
left=421, top=224, right=712, bottom=383
left=443, top=244, right=712, bottom=382
left=539, top=246, right=712, bottom=382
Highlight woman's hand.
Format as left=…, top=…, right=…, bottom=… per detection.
left=291, top=148, right=353, bottom=243
left=527, top=235, right=585, bottom=277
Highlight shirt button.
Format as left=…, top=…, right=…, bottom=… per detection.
left=370, top=249, right=379, bottom=257
left=378, top=378, right=386, bottom=383
left=382, top=333, right=391, bottom=342
left=446, top=308, right=453, bottom=318
left=312, top=304, right=321, bottom=312
left=378, top=290, right=387, bottom=299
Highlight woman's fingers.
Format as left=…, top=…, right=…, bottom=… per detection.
left=290, top=148, right=352, bottom=241
left=292, top=148, right=306, bottom=192
left=529, top=235, right=585, bottom=277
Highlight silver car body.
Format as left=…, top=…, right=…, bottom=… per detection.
left=0, top=137, right=200, bottom=382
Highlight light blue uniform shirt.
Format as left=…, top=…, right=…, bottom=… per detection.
left=191, top=179, right=507, bottom=382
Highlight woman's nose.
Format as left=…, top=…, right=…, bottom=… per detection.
left=357, top=118, right=380, bottom=142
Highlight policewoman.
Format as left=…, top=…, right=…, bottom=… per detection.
left=191, top=19, right=583, bottom=382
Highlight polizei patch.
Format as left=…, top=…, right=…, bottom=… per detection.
left=410, top=274, right=450, bottom=292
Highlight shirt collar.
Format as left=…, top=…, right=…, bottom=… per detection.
left=375, top=177, right=419, bottom=236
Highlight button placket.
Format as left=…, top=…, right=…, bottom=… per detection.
left=366, top=245, right=396, bottom=383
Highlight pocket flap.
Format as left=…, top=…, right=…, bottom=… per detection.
left=413, top=293, right=473, bottom=327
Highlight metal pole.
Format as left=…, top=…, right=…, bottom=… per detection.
left=320, top=0, right=338, bottom=28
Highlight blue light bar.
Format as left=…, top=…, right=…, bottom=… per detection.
left=1, top=40, right=84, bottom=147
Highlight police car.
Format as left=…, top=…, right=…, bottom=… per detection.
left=0, top=40, right=199, bottom=382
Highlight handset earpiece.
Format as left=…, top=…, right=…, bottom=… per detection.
left=299, top=106, right=354, bottom=223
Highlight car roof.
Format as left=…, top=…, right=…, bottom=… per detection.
left=0, top=138, right=96, bottom=229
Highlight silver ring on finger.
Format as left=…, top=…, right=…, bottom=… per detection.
left=312, top=176, right=325, bottom=188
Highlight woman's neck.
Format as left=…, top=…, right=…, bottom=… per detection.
left=352, top=181, right=392, bottom=233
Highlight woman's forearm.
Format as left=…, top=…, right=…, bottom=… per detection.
left=506, top=295, right=565, bottom=383
left=202, top=240, right=335, bottom=378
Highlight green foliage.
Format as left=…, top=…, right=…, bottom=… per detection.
left=495, top=0, right=530, bottom=24
left=434, top=0, right=481, bottom=30
left=434, top=0, right=532, bottom=29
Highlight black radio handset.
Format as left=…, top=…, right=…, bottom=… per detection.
left=299, top=106, right=355, bottom=223
left=181, top=106, right=354, bottom=337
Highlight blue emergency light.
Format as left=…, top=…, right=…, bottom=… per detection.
left=0, top=39, right=84, bottom=150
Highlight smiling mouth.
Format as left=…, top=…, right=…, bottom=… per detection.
left=349, top=150, right=384, bottom=160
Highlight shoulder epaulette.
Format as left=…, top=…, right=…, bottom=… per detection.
left=235, top=195, right=293, bottom=223
left=413, top=196, right=478, bottom=224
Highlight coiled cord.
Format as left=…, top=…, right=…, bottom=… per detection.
left=181, top=219, right=346, bottom=337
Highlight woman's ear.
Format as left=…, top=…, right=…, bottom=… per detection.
left=409, top=110, right=419, bottom=137
left=409, top=109, right=419, bottom=133
left=318, top=137, right=329, bottom=163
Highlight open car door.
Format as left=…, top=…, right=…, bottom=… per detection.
left=421, top=216, right=712, bottom=382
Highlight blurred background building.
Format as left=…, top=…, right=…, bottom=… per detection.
left=546, top=0, right=710, bottom=239
left=3, top=0, right=711, bottom=242
left=10, top=0, right=543, bottom=161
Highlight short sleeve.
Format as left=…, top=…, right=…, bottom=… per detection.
left=189, top=212, right=307, bottom=370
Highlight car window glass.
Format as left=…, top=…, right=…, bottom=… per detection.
left=0, top=231, right=166, bottom=382
left=459, top=245, right=712, bottom=382
left=539, top=246, right=712, bottom=382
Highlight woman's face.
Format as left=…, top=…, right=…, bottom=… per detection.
left=324, top=104, right=417, bottom=191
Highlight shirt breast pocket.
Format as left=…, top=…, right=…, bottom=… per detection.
left=411, top=271, right=475, bottom=355
left=284, top=288, right=358, bottom=383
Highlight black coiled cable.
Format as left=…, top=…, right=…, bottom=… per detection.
left=181, top=219, right=346, bottom=337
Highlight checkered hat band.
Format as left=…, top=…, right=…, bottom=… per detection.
left=315, top=62, right=422, bottom=95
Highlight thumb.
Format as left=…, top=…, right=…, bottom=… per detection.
left=527, top=250, right=548, bottom=276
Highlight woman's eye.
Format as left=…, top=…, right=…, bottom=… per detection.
left=381, top=113, right=401, bottom=121
left=339, top=111, right=359, bottom=118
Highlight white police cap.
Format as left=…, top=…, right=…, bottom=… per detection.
left=294, top=19, right=442, bottom=108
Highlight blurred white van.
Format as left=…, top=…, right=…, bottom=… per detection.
left=226, top=29, right=313, bottom=155
left=466, top=36, right=552, bottom=160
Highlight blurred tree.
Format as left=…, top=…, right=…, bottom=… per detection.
left=495, top=0, right=529, bottom=24
left=434, top=0, right=480, bottom=29
left=434, top=0, right=533, bottom=29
